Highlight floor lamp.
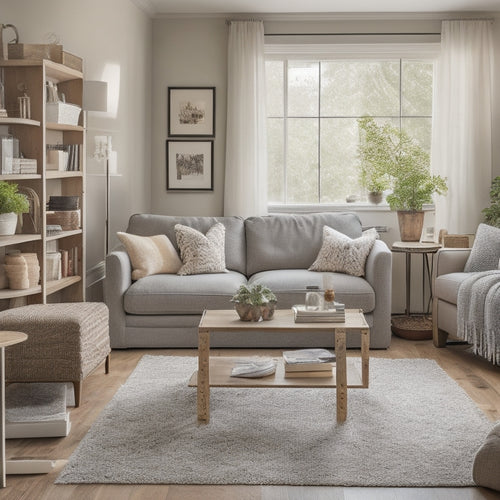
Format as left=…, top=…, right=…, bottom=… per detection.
left=83, top=81, right=109, bottom=254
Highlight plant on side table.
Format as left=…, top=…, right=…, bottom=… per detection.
left=231, top=284, right=277, bottom=322
left=0, top=181, right=29, bottom=236
left=358, top=117, right=447, bottom=241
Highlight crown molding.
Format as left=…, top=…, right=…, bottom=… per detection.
left=129, top=0, right=157, bottom=17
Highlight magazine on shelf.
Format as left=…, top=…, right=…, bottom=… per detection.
left=230, top=358, right=277, bottom=378
left=283, top=348, right=336, bottom=365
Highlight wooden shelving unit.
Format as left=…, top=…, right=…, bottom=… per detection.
left=0, top=58, right=85, bottom=307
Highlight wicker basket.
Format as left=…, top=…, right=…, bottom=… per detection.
left=46, top=210, right=81, bottom=231
left=443, top=234, right=470, bottom=248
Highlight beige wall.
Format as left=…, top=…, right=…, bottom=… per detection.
left=1, top=0, right=153, bottom=281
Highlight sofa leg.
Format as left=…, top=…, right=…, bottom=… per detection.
left=73, top=381, right=82, bottom=407
left=105, top=354, right=110, bottom=374
left=433, top=328, right=448, bottom=348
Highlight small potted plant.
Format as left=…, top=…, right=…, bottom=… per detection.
left=0, top=181, right=29, bottom=236
left=482, top=176, right=500, bottom=228
left=230, top=284, right=277, bottom=321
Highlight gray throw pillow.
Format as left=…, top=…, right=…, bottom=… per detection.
left=309, top=226, right=377, bottom=277
left=175, top=222, right=227, bottom=276
left=464, top=223, right=500, bottom=272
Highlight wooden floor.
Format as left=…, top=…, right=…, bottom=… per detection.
left=4, top=336, right=500, bottom=500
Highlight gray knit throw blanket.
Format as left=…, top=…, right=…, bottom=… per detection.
left=457, top=270, right=500, bottom=365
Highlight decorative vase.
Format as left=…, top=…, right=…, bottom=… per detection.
left=397, top=210, right=425, bottom=242
left=0, top=212, right=18, bottom=236
left=4, top=253, right=29, bottom=289
left=234, top=303, right=262, bottom=322
left=368, top=191, right=384, bottom=204
left=261, top=301, right=276, bottom=321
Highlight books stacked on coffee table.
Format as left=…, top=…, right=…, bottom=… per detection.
left=283, top=348, right=336, bottom=378
left=230, top=358, right=277, bottom=378
left=292, top=302, right=345, bottom=323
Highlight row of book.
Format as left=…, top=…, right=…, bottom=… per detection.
left=292, top=302, right=345, bottom=323
left=46, top=144, right=81, bottom=171
left=46, top=247, right=79, bottom=281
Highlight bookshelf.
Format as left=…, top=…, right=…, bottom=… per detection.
left=0, top=58, right=85, bottom=307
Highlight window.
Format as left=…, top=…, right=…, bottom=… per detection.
left=265, top=56, right=434, bottom=205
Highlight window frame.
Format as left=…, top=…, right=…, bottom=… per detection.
left=264, top=42, right=440, bottom=211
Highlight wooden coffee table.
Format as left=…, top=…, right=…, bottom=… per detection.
left=189, top=309, right=370, bottom=424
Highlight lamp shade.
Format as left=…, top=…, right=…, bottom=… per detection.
left=83, top=80, right=108, bottom=112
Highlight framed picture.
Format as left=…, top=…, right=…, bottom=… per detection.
left=168, top=87, right=215, bottom=137
left=166, top=140, right=214, bottom=191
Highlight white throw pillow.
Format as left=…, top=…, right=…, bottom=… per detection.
left=175, top=223, right=227, bottom=276
left=117, top=232, right=182, bottom=280
left=309, top=226, right=378, bottom=277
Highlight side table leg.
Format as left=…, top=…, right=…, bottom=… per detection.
left=197, top=331, right=210, bottom=422
left=361, top=328, right=370, bottom=388
left=335, top=328, right=347, bottom=423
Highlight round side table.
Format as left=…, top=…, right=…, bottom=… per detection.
left=391, top=241, right=441, bottom=340
left=0, top=331, right=27, bottom=488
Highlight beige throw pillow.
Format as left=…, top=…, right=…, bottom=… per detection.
left=175, top=223, right=227, bottom=276
left=309, top=226, right=378, bottom=277
left=117, top=232, right=182, bottom=280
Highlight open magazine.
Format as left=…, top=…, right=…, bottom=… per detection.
left=282, top=348, right=336, bottom=364
left=230, top=358, right=277, bottom=378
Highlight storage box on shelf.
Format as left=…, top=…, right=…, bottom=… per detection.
left=0, top=57, right=85, bottom=308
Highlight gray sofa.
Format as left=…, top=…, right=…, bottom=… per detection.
left=104, top=212, right=392, bottom=349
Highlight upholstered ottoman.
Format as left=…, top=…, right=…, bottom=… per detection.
left=473, top=422, right=500, bottom=491
left=0, top=302, right=110, bottom=407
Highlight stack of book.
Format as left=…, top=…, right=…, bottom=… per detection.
left=292, top=302, right=345, bottom=323
left=283, top=348, right=336, bottom=378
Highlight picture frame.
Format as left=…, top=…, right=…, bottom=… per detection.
left=166, top=140, right=214, bottom=191
left=168, top=87, right=215, bottom=137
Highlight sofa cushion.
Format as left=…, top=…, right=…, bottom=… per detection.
left=126, top=214, right=246, bottom=275
left=434, top=272, right=470, bottom=305
left=464, top=223, right=500, bottom=272
left=309, top=227, right=377, bottom=277
left=175, top=223, right=227, bottom=276
left=248, top=269, right=375, bottom=312
left=245, top=213, right=363, bottom=276
left=117, top=232, right=182, bottom=280
left=124, top=271, right=247, bottom=315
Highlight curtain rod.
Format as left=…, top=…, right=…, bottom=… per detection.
left=226, top=19, right=263, bottom=25
left=265, top=32, right=441, bottom=36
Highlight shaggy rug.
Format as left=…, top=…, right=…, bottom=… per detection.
left=56, top=356, right=494, bottom=486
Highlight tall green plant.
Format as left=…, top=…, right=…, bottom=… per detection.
left=482, top=176, right=500, bottom=227
left=0, top=181, right=29, bottom=214
left=358, top=117, right=447, bottom=211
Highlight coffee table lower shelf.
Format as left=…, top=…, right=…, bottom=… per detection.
left=188, top=357, right=363, bottom=388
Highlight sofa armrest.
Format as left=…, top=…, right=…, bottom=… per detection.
left=104, top=249, right=132, bottom=348
left=364, top=239, right=392, bottom=348
left=434, top=248, right=471, bottom=278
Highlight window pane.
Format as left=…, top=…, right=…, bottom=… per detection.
left=402, top=117, right=432, bottom=153
left=287, top=118, right=318, bottom=203
left=320, top=118, right=362, bottom=203
left=402, top=61, right=433, bottom=116
left=288, top=62, right=319, bottom=117
left=265, top=60, right=284, bottom=117
left=267, top=118, right=284, bottom=203
left=321, top=61, right=400, bottom=117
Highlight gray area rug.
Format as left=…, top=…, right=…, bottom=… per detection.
left=56, top=356, right=494, bottom=486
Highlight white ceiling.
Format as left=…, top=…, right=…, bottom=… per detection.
left=134, top=0, right=500, bottom=16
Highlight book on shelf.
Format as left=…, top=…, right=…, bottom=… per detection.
left=230, top=358, right=277, bottom=378
left=283, top=348, right=336, bottom=365
left=284, top=361, right=335, bottom=372
left=284, top=370, right=334, bottom=378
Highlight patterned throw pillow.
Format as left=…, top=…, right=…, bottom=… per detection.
left=309, top=226, right=378, bottom=277
left=175, top=223, right=227, bottom=276
left=464, top=223, right=500, bottom=272
left=117, top=232, right=182, bottom=280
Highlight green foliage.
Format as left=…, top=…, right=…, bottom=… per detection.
left=482, top=176, right=500, bottom=228
left=230, top=284, right=276, bottom=306
left=0, top=181, right=29, bottom=214
left=357, top=117, right=447, bottom=210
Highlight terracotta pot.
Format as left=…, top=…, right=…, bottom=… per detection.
left=397, top=210, right=424, bottom=242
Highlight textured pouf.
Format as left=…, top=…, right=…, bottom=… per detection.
left=0, top=302, right=110, bottom=407
left=473, top=422, right=500, bottom=491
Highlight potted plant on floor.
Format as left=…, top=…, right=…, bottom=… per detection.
left=0, top=181, right=29, bottom=236
left=231, top=284, right=277, bottom=321
left=358, top=117, right=447, bottom=241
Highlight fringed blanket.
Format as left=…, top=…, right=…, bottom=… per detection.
left=457, top=271, right=500, bottom=365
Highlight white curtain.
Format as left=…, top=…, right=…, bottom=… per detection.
left=431, top=20, right=494, bottom=234
left=224, top=21, right=268, bottom=217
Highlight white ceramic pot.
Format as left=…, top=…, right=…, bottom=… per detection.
left=0, top=212, right=18, bottom=236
